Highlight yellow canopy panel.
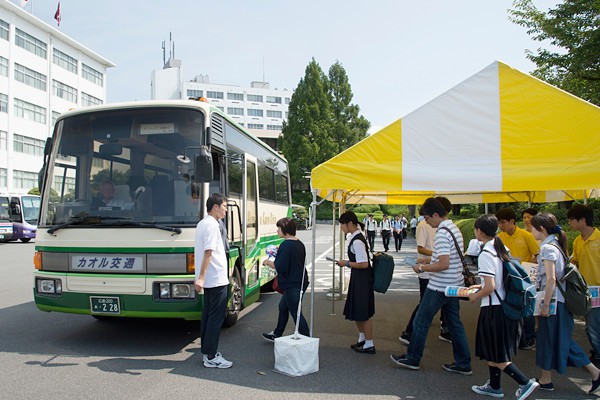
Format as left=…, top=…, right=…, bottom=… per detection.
left=312, top=61, right=600, bottom=204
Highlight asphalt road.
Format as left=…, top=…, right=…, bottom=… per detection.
left=0, top=225, right=597, bottom=400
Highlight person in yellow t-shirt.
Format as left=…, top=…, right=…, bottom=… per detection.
left=496, top=208, right=540, bottom=263
left=496, top=208, right=540, bottom=351
left=568, top=204, right=600, bottom=365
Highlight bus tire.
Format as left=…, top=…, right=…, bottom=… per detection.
left=20, top=238, right=31, bottom=243
left=223, top=268, right=242, bottom=328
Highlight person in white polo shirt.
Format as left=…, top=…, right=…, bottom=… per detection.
left=195, top=193, right=232, bottom=369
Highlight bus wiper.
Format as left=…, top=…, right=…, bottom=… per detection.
left=101, top=220, right=182, bottom=234
left=47, top=215, right=126, bottom=234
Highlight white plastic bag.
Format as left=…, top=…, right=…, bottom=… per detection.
left=274, top=334, right=319, bottom=376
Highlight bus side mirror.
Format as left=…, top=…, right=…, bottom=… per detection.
left=38, top=166, right=46, bottom=191
left=194, top=145, right=213, bottom=183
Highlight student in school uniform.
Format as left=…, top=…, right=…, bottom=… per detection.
left=468, top=214, right=539, bottom=400
left=335, top=211, right=376, bottom=354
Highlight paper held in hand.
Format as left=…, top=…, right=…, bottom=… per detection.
left=590, top=286, right=600, bottom=308
left=445, top=286, right=479, bottom=298
left=403, top=257, right=418, bottom=267
left=533, top=290, right=557, bottom=316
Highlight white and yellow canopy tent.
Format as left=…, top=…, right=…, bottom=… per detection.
left=306, top=61, right=600, bottom=333
left=311, top=61, right=600, bottom=205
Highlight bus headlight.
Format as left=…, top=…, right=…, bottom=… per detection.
left=36, top=278, right=62, bottom=295
left=172, top=284, right=194, bottom=298
left=159, top=283, right=171, bottom=298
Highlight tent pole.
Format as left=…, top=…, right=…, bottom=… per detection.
left=584, top=190, right=588, bottom=205
left=310, top=188, right=317, bottom=336
left=339, top=194, right=347, bottom=297
left=331, top=198, right=337, bottom=314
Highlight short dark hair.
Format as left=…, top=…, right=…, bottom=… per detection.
left=567, top=204, right=594, bottom=226
left=522, top=208, right=538, bottom=217
left=206, top=193, right=227, bottom=213
left=474, top=214, right=510, bottom=262
left=276, top=217, right=296, bottom=236
left=419, top=197, right=447, bottom=218
left=495, top=208, right=516, bottom=222
left=435, top=196, right=452, bottom=213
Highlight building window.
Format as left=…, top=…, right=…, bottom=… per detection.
left=285, top=98, right=290, bottom=105
left=267, top=125, right=282, bottom=131
left=15, top=63, right=47, bottom=91
left=14, top=98, right=46, bottom=123
left=247, top=123, right=263, bottom=129
left=0, top=19, right=8, bottom=41
left=0, top=168, right=6, bottom=188
left=0, top=93, right=6, bottom=113
left=53, top=48, right=78, bottom=74
left=227, top=107, right=244, bottom=116
left=82, top=64, right=103, bottom=87
left=187, top=89, right=203, bottom=98
left=247, top=109, right=263, bottom=117
left=53, top=80, right=77, bottom=103
left=15, top=28, right=47, bottom=59
left=267, top=110, right=282, bottom=118
left=54, top=176, right=76, bottom=194
left=81, top=92, right=103, bottom=107
left=266, top=96, right=281, bottom=104
left=14, top=134, right=45, bottom=156
left=227, top=92, right=244, bottom=101
left=247, top=94, right=263, bottom=102
left=207, top=91, right=224, bottom=99
left=13, top=170, right=37, bottom=190
left=0, top=130, right=6, bottom=150
left=0, top=56, right=7, bottom=77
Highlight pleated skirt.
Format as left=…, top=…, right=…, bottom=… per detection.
left=343, top=267, right=375, bottom=321
left=475, top=305, right=519, bottom=363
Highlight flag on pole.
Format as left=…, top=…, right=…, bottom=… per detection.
left=54, top=2, right=61, bottom=26
left=20, top=0, right=29, bottom=7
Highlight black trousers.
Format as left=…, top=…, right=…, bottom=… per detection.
left=367, top=230, right=376, bottom=250
left=393, top=231, right=403, bottom=251
left=381, top=230, right=391, bottom=251
left=200, top=285, right=228, bottom=357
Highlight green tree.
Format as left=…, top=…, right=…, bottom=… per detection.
left=509, top=0, right=600, bottom=106
left=279, top=58, right=370, bottom=188
left=328, top=61, right=370, bottom=150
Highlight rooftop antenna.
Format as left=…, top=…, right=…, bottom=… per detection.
left=162, top=41, right=166, bottom=65
left=169, top=32, right=172, bottom=60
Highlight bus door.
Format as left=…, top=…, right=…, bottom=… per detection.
left=244, top=154, right=259, bottom=288
left=0, top=196, right=12, bottom=240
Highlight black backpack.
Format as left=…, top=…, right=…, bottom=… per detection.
left=550, top=243, right=592, bottom=316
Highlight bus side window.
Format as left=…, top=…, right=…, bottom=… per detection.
left=10, top=198, right=21, bottom=219
left=209, top=152, right=223, bottom=195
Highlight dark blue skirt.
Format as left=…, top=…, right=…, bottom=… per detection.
left=536, top=301, right=590, bottom=374
left=343, top=267, right=375, bottom=321
left=475, top=305, right=519, bottom=363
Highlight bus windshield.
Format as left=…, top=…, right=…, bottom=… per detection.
left=0, top=197, right=9, bottom=221
left=42, top=107, right=207, bottom=227
left=21, top=195, right=40, bottom=225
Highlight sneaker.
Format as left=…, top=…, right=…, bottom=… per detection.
left=399, top=331, right=411, bottom=345
left=262, top=331, right=279, bottom=342
left=203, top=352, right=233, bottom=369
left=389, top=354, right=420, bottom=370
left=439, top=331, right=452, bottom=343
left=515, top=379, right=539, bottom=400
left=519, top=338, right=535, bottom=350
left=472, top=380, right=504, bottom=398
left=590, top=373, right=600, bottom=394
left=442, top=362, right=472, bottom=376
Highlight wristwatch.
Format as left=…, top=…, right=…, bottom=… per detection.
left=418, top=265, right=424, bottom=273
left=346, top=261, right=350, bottom=268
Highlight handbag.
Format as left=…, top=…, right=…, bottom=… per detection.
left=272, top=276, right=284, bottom=294
left=439, top=226, right=478, bottom=287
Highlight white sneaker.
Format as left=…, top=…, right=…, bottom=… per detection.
left=203, top=352, right=233, bottom=369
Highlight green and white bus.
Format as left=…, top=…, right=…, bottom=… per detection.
left=34, top=100, right=291, bottom=326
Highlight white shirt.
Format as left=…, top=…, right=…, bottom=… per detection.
left=366, top=219, right=377, bottom=232
left=416, top=219, right=436, bottom=279
left=477, top=240, right=506, bottom=307
left=194, top=215, right=229, bottom=288
left=410, top=218, right=417, bottom=228
left=380, top=219, right=392, bottom=231
left=348, top=230, right=369, bottom=263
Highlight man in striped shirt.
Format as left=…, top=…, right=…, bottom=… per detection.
left=390, top=197, right=472, bottom=374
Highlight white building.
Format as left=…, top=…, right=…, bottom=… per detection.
left=151, top=58, right=291, bottom=150
left=0, top=0, right=114, bottom=194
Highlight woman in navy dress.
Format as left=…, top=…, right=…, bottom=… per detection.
left=531, top=212, right=600, bottom=395
left=336, top=211, right=375, bottom=354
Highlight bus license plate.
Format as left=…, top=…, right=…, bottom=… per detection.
left=90, top=296, right=121, bottom=314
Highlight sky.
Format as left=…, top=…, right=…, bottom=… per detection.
left=14, top=0, right=558, bottom=133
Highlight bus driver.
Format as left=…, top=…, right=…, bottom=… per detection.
left=91, top=181, right=134, bottom=210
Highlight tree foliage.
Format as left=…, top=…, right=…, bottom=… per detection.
left=279, top=59, right=370, bottom=186
left=509, top=0, right=600, bottom=106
